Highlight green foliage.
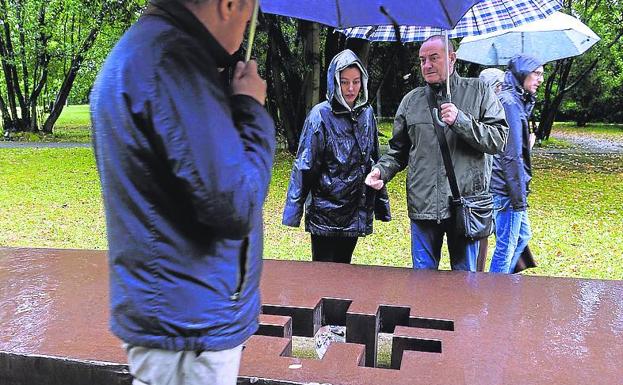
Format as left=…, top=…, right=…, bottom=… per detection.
left=555, top=1, right=623, bottom=124
left=0, top=0, right=145, bottom=132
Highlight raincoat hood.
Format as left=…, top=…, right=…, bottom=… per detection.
left=503, top=54, right=542, bottom=93
left=326, top=49, right=369, bottom=112
left=479, top=68, right=505, bottom=89
left=502, top=54, right=542, bottom=115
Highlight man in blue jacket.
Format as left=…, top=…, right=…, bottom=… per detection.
left=90, top=0, right=275, bottom=384
left=489, top=55, right=544, bottom=273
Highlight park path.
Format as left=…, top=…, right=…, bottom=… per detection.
left=536, top=131, right=623, bottom=154
left=0, top=141, right=90, bottom=149
left=1, top=130, right=622, bottom=154
left=378, top=130, right=623, bottom=156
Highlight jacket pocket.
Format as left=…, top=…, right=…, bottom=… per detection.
left=231, top=237, right=249, bottom=301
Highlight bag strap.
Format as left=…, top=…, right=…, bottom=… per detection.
left=425, top=86, right=461, bottom=200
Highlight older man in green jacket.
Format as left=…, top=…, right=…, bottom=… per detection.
left=366, top=35, right=508, bottom=271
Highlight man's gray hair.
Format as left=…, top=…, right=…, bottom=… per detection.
left=422, top=35, right=455, bottom=53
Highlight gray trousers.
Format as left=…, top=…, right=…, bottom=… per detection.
left=126, top=344, right=243, bottom=385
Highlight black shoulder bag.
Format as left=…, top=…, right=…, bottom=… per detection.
left=425, top=87, right=494, bottom=241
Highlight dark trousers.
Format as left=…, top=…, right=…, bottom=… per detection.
left=310, top=235, right=358, bottom=264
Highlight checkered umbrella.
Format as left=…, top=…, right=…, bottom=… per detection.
left=341, top=0, right=563, bottom=43
left=340, top=0, right=562, bottom=102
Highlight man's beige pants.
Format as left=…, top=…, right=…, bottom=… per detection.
left=126, top=344, right=243, bottom=385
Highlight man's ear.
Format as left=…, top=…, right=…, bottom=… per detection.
left=449, top=51, right=457, bottom=67
left=216, top=0, right=235, bottom=21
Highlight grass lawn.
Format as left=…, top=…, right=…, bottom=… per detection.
left=554, top=121, right=623, bottom=138
left=0, top=119, right=622, bottom=279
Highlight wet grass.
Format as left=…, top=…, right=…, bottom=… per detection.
left=378, top=121, right=393, bottom=145
left=0, top=148, right=106, bottom=249
left=528, top=151, right=623, bottom=279
left=554, top=122, right=623, bottom=139
left=0, top=124, right=622, bottom=280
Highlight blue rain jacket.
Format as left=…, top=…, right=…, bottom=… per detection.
left=90, top=0, right=275, bottom=352
left=491, top=55, right=541, bottom=210
left=282, top=50, right=391, bottom=237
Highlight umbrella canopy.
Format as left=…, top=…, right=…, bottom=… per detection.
left=258, top=0, right=483, bottom=29
left=340, top=0, right=563, bottom=42
left=456, top=11, right=601, bottom=65
left=338, top=0, right=562, bottom=101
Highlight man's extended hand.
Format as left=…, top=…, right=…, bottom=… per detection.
left=232, top=60, right=266, bottom=105
left=365, top=168, right=384, bottom=190
left=439, top=102, right=458, bottom=126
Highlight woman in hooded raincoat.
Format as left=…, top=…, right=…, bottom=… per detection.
left=490, top=54, right=545, bottom=273
left=282, top=49, right=391, bottom=264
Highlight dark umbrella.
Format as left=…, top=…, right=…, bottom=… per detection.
left=244, top=0, right=484, bottom=60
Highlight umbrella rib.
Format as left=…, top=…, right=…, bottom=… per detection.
left=335, top=0, right=342, bottom=28
left=441, top=2, right=452, bottom=29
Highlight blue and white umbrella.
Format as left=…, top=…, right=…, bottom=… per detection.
left=340, top=0, right=563, bottom=42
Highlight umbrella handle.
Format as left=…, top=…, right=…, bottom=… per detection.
left=244, top=0, right=260, bottom=62
left=432, top=108, right=448, bottom=128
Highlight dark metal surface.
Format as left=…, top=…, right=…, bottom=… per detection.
left=1, top=247, right=623, bottom=385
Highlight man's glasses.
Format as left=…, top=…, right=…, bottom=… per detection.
left=531, top=70, right=544, bottom=79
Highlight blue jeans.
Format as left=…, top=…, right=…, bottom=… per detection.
left=490, top=195, right=532, bottom=273
left=410, top=218, right=479, bottom=271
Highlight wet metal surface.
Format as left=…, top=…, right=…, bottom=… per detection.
left=1, top=247, right=623, bottom=384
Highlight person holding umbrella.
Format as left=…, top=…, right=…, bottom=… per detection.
left=365, top=35, right=508, bottom=271
left=489, top=55, right=545, bottom=273
left=283, top=49, right=391, bottom=264
left=90, top=0, right=275, bottom=384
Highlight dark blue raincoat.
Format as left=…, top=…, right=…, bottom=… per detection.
left=282, top=50, right=391, bottom=237
left=90, top=0, right=275, bottom=353
left=490, top=55, right=541, bottom=210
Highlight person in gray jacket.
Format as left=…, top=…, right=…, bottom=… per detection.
left=365, top=35, right=508, bottom=271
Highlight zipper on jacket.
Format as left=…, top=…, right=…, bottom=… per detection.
left=436, top=144, right=442, bottom=224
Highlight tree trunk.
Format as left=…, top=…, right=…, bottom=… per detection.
left=311, top=22, right=321, bottom=108
left=265, top=16, right=304, bottom=154
left=322, top=29, right=344, bottom=99
left=537, top=59, right=572, bottom=140
left=302, top=21, right=321, bottom=114
left=42, top=24, right=100, bottom=134
left=376, top=86, right=382, bottom=117
left=345, top=38, right=370, bottom=65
